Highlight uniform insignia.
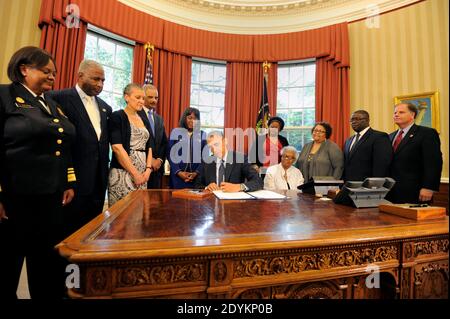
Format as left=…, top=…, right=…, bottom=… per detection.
left=57, top=107, right=67, bottom=118
left=16, top=97, right=25, bottom=104
left=102, top=108, right=106, bottom=112
left=15, top=97, right=33, bottom=108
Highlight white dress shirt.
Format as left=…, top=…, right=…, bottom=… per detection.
left=264, top=163, right=304, bottom=191
left=21, top=83, right=50, bottom=114
left=76, top=84, right=101, bottom=140
left=349, top=126, right=370, bottom=151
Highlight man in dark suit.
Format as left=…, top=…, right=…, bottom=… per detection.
left=343, top=110, right=392, bottom=181
left=386, top=103, right=442, bottom=204
left=48, top=60, right=112, bottom=234
left=142, top=84, right=167, bottom=189
left=194, top=131, right=263, bottom=192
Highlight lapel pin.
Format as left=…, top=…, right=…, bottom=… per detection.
left=410, top=134, right=413, bottom=137
left=16, top=97, right=25, bottom=104
left=102, top=108, right=106, bottom=112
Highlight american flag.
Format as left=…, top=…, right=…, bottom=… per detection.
left=144, top=43, right=154, bottom=85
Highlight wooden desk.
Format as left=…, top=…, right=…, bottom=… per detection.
left=57, top=190, right=449, bottom=299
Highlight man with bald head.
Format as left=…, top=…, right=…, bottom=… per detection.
left=48, top=59, right=112, bottom=234
left=386, top=103, right=442, bottom=204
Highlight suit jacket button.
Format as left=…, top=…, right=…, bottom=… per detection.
left=58, top=128, right=64, bottom=133
left=57, top=139, right=62, bottom=145
left=53, top=118, right=60, bottom=123
left=55, top=151, right=61, bottom=156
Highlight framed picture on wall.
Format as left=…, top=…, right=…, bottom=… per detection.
left=394, top=91, right=440, bottom=133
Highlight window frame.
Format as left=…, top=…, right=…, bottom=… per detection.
left=84, top=25, right=135, bottom=111
left=276, top=59, right=316, bottom=151
left=190, top=58, right=227, bottom=132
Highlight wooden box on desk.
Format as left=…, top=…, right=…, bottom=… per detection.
left=379, top=204, right=446, bottom=220
left=172, top=188, right=213, bottom=200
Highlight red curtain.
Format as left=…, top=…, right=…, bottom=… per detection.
left=224, top=62, right=277, bottom=153
left=315, top=24, right=350, bottom=147
left=151, top=48, right=192, bottom=136
left=132, top=43, right=146, bottom=84
left=39, top=0, right=87, bottom=89
left=39, top=0, right=350, bottom=145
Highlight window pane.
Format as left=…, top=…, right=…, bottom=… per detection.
left=304, top=64, right=316, bottom=86
left=84, top=30, right=134, bottom=111
left=304, top=86, right=315, bottom=108
left=115, top=45, right=133, bottom=70
left=190, top=83, right=200, bottom=105
left=277, top=88, right=288, bottom=109
left=199, top=85, right=213, bottom=106
left=97, top=38, right=115, bottom=65
left=288, top=87, right=303, bottom=109
left=191, top=61, right=226, bottom=129
left=288, top=110, right=302, bottom=127
left=199, top=64, right=214, bottom=83
left=113, top=69, right=130, bottom=94
left=212, top=88, right=225, bottom=107
left=277, top=62, right=316, bottom=146
left=113, top=94, right=126, bottom=112
left=278, top=67, right=289, bottom=87
left=214, top=66, right=226, bottom=86
left=99, top=91, right=113, bottom=107
left=85, top=34, right=97, bottom=60
left=289, top=66, right=303, bottom=87
left=103, top=66, right=114, bottom=92
left=304, top=108, right=315, bottom=127
left=192, top=63, right=200, bottom=83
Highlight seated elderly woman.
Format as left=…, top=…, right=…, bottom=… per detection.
left=264, top=146, right=304, bottom=191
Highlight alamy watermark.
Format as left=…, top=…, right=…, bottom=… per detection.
left=65, top=4, right=80, bottom=29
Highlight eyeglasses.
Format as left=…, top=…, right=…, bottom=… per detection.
left=281, top=155, right=296, bottom=160
left=312, top=129, right=326, bottom=134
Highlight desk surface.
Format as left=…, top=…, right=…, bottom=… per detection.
left=58, top=190, right=448, bottom=262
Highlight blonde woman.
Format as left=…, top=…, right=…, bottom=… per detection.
left=108, top=83, right=153, bottom=206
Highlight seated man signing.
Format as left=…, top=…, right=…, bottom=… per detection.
left=194, top=131, right=263, bottom=192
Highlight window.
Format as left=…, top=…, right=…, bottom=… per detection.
left=190, top=60, right=226, bottom=133
left=277, top=62, right=316, bottom=151
left=84, top=28, right=134, bottom=111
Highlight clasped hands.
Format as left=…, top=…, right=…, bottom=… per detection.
left=132, top=167, right=152, bottom=187
left=206, top=182, right=241, bottom=192
left=177, top=171, right=197, bottom=183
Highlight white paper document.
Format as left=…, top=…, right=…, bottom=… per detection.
left=247, top=190, right=287, bottom=199
left=213, top=190, right=286, bottom=200
left=213, top=190, right=255, bottom=200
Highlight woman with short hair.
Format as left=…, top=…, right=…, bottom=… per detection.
left=108, top=83, right=153, bottom=206
left=296, top=122, right=344, bottom=182
left=264, top=146, right=304, bottom=190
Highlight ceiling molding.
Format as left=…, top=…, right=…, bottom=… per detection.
left=118, top=0, right=420, bottom=34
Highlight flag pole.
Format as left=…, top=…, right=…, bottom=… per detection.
left=262, top=61, right=271, bottom=129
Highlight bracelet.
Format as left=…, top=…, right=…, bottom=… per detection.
left=146, top=166, right=152, bottom=170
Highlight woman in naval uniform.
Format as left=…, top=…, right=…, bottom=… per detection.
left=0, top=46, right=76, bottom=299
